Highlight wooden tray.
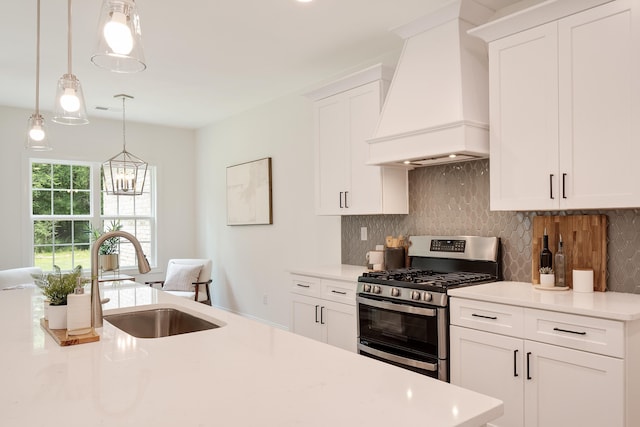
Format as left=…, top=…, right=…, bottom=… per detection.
left=40, top=318, right=100, bottom=346
left=531, top=215, right=607, bottom=291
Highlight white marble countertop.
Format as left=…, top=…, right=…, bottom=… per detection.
left=288, top=264, right=367, bottom=282
left=1, top=283, right=502, bottom=427
left=449, top=281, right=640, bottom=321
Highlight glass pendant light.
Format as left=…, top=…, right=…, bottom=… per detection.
left=52, top=0, right=89, bottom=125
left=102, top=95, right=148, bottom=196
left=26, top=0, right=52, bottom=150
left=91, top=0, right=146, bottom=73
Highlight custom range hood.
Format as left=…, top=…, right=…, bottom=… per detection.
left=367, top=0, right=493, bottom=167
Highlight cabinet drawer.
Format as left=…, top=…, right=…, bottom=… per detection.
left=290, top=275, right=321, bottom=298
left=322, top=280, right=356, bottom=306
left=524, top=308, right=624, bottom=358
left=450, top=298, right=525, bottom=338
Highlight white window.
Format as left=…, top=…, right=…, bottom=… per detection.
left=30, top=159, right=156, bottom=272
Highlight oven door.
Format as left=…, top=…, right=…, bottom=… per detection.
left=357, top=294, right=448, bottom=380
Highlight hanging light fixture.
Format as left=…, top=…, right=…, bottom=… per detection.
left=91, top=0, right=146, bottom=73
left=102, top=94, right=148, bottom=196
left=26, top=0, right=51, bottom=151
left=52, top=0, right=89, bottom=125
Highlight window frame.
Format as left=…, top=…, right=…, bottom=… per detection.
left=28, top=158, right=157, bottom=273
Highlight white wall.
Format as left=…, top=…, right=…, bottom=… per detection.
left=0, top=105, right=197, bottom=280
left=195, top=94, right=341, bottom=329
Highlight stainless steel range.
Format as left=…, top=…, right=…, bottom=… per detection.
left=357, top=235, right=501, bottom=382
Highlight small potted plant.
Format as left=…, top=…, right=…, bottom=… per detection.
left=89, top=220, right=123, bottom=273
left=34, top=265, right=84, bottom=329
left=539, top=266, right=555, bottom=287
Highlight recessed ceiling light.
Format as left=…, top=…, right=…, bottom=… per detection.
left=297, top=0, right=313, bottom=3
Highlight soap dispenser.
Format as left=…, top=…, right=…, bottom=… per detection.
left=66, top=279, right=92, bottom=335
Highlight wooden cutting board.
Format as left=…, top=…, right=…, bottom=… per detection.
left=40, top=318, right=100, bottom=346
left=531, top=215, right=607, bottom=291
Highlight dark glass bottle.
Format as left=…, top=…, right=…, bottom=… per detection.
left=540, top=228, right=553, bottom=270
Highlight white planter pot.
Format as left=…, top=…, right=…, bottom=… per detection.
left=540, top=273, right=555, bottom=287
left=47, top=305, right=67, bottom=330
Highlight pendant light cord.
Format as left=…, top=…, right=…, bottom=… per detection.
left=122, top=96, right=127, bottom=152
left=67, top=0, right=72, bottom=74
left=35, top=0, right=41, bottom=114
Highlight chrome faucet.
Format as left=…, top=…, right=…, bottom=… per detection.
left=91, top=230, right=151, bottom=328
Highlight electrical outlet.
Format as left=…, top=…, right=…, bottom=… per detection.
left=361, top=227, right=368, bottom=241
left=263, top=293, right=268, bottom=305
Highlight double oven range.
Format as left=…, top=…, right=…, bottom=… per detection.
left=357, top=235, right=501, bottom=382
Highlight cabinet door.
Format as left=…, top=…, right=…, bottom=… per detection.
left=488, top=22, right=559, bottom=211
left=524, top=340, right=623, bottom=427
left=291, top=294, right=322, bottom=342
left=321, top=300, right=357, bottom=352
left=314, top=93, right=350, bottom=215
left=450, top=326, right=524, bottom=427
left=346, top=81, right=383, bottom=214
left=558, top=0, right=640, bottom=209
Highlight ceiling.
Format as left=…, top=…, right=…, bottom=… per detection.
left=1, top=0, right=520, bottom=129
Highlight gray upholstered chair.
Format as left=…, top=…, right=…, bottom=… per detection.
left=145, top=259, right=212, bottom=305
left=0, top=266, right=43, bottom=290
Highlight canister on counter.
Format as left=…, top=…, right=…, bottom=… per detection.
left=384, top=247, right=405, bottom=270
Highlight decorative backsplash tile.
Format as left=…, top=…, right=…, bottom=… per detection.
left=341, top=159, right=640, bottom=293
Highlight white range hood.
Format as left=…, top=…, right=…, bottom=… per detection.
left=367, top=0, right=493, bottom=167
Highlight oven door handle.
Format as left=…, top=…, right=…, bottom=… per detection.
left=358, top=344, right=438, bottom=372
left=357, top=296, right=437, bottom=317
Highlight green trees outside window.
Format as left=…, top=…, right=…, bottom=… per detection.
left=32, top=163, right=92, bottom=271
left=30, top=160, right=155, bottom=272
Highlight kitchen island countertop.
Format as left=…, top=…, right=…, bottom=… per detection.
left=1, top=283, right=502, bottom=426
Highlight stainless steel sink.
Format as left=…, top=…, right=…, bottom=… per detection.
left=104, top=307, right=221, bottom=338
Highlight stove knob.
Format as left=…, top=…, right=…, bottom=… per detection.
left=363, top=284, right=371, bottom=293
left=422, top=292, right=432, bottom=302
left=373, top=285, right=381, bottom=294
left=411, top=290, right=421, bottom=301
left=391, top=288, right=400, bottom=297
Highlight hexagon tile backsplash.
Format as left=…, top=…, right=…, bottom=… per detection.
left=341, top=159, right=640, bottom=293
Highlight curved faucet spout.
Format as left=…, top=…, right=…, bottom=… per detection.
left=91, top=230, right=151, bottom=328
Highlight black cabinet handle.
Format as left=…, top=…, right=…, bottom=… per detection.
left=472, top=313, right=498, bottom=320
left=296, top=283, right=310, bottom=288
left=526, top=352, right=532, bottom=380
left=553, top=327, right=586, bottom=335
left=514, top=349, right=519, bottom=377
left=331, top=290, right=347, bottom=295
left=562, top=173, right=567, bottom=199
left=320, top=306, right=325, bottom=324
left=315, top=305, right=319, bottom=323
left=344, top=191, right=349, bottom=208
left=339, top=192, right=343, bottom=208
left=549, top=174, right=554, bottom=199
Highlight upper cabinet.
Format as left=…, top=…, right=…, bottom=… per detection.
left=306, top=65, right=409, bottom=215
left=471, top=0, right=640, bottom=211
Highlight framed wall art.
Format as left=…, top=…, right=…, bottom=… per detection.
left=226, top=157, right=273, bottom=225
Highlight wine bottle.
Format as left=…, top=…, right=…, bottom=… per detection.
left=555, top=234, right=566, bottom=287
left=540, top=227, right=553, bottom=270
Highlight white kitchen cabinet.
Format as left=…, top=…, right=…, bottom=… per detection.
left=307, top=65, right=408, bottom=215
left=480, top=0, right=640, bottom=211
left=451, top=326, right=524, bottom=427
left=524, top=340, right=623, bottom=427
left=451, top=297, right=625, bottom=427
left=290, top=274, right=357, bottom=352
